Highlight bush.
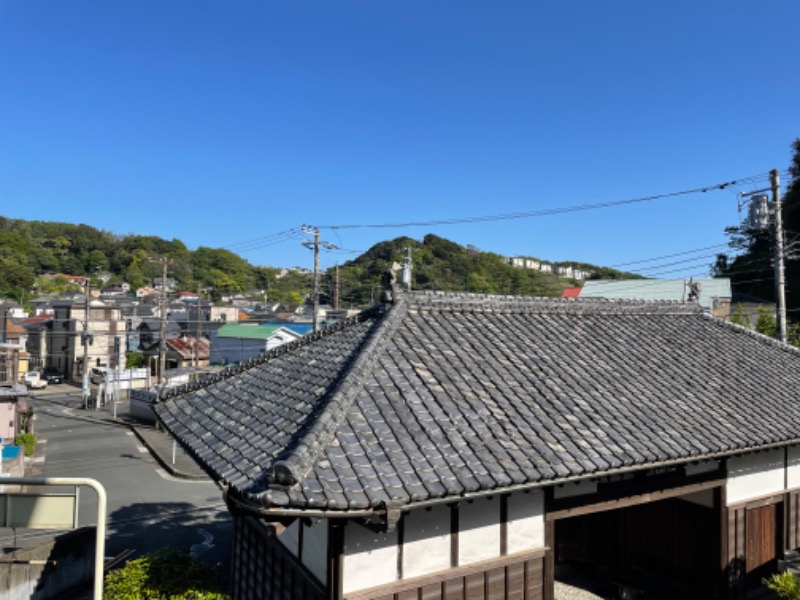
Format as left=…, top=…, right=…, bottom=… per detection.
left=14, top=433, right=36, bottom=457
left=764, top=571, right=800, bottom=599
left=104, top=547, right=228, bottom=600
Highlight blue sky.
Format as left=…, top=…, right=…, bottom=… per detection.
left=1, top=1, right=798, bottom=276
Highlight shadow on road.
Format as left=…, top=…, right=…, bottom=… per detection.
left=106, top=501, right=232, bottom=592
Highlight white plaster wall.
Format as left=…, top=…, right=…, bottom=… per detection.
left=402, top=505, right=451, bottom=579
left=300, top=520, right=328, bottom=584
left=726, top=449, right=785, bottom=505
left=787, top=446, right=800, bottom=490
left=458, top=498, right=500, bottom=566
left=553, top=480, right=597, bottom=499
left=507, top=490, right=545, bottom=553
left=277, top=519, right=300, bottom=557
left=342, top=523, right=398, bottom=595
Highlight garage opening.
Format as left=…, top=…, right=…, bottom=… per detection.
left=554, top=489, right=720, bottom=600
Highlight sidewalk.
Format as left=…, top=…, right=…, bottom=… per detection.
left=31, top=385, right=209, bottom=481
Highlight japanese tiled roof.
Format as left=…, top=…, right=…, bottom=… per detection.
left=154, top=292, right=800, bottom=511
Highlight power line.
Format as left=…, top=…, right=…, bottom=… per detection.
left=317, top=174, right=770, bottom=230
left=608, top=244, right=729, bottom=269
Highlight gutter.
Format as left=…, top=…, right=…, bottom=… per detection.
left=224, top=436, right=800, bottom=529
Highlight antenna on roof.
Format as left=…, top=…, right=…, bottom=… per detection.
left=684, top=278, right=701, bottom=302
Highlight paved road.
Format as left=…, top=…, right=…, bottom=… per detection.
left=1, top=389, right=232, bottom=593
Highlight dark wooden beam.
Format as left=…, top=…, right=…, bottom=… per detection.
left=546, top=478, right=725, bottom=521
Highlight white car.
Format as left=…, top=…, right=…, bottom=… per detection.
left=23, top=371, right=48, bottom=389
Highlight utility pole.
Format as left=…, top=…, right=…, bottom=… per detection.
left=302, top=226, right=321, bottom=333
left=158, top=258, right=171, bottom=385
left=772, top=168, right=788, bottom=343
left=302, top=226, right=337, bottom=333
left=739, top=170, right=788, bottom=343
left=82, top=277, right=90, bottom=409
left=333, top=265, right=340, bottom=310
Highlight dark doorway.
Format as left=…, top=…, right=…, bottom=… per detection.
left=555, top=496, right=720, bottom=599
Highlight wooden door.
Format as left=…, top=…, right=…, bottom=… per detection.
left=745, top=503, right=780, bottom=588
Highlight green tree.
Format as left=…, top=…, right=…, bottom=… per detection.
left=756, top=305, right=777, bottom=337
left=715, top=139, right=800, bottom=317
left=126, top=352, right=145, bottom=369
left=104, top=547, right=228, bottom=600
left=729, top=304, right=749, bottom=328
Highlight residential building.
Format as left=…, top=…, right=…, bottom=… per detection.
left=0, top=342, right=29, bottom=444
left=101, top=282, right=131, bottom=296
left=580, top=277, right=732, bottom=318
left=155, top=291, right=800, bottom=600
left=21, top=314, right=52, bottom=372
left=50, top=298, right=127, bottom=381
left=209, top=323, right=303, bottom=365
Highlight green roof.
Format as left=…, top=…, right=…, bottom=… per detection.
left=215, top=323, right=282, bottom=340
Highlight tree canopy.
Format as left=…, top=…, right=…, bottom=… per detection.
left=714, top=138, right=800, bottom=316
left=0, top=218, right=633, bottom=309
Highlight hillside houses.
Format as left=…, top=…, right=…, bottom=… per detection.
left=505, top=256, right=592, bottom=280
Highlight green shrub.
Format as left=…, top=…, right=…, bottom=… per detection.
left=104, top=547, right=228, bottom=600
left=764, top=571, right=800, bottom=599
left=14, top=433, right=36, bottom=457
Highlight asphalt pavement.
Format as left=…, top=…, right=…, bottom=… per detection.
left=20, top=383, right=232, bottom=599
left=30, top=383, right=208, bottom=480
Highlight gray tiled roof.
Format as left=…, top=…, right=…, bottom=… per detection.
left=155, top=292, right=800, bottom=511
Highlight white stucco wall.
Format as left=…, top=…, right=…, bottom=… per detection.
left=342, top=523, right=398, bottom=595
left=458, top=498, right=500, bottom=566
left=726, top=449, right=785, bottom=505
left=301, top=520, right=328, bottom=584
left=507, top=490, right=545, bottom=553
left=787, top=446, right=800, bottom=490
left=402, top=505, right=451, bottom=579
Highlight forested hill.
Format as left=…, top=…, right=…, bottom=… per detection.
left=0, top=218, right=636, bottom=308
left=333, top=234, right=638, bottom=306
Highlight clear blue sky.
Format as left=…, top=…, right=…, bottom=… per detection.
left=1, top=1, right=797, bottom=276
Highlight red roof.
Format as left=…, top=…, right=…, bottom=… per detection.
left=22, top=313, right=54, bottom=325
left=165, top=337, right=210, bottom=359
left=562, top=287, right=582, bottom=299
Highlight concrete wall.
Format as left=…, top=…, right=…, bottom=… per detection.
left=0, top=527, right=95, bottom=600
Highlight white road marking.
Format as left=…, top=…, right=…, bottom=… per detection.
left=190, top=529, right=215, bottom=558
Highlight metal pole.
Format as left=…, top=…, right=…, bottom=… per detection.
left=771, top=168, right=788, bottom=343
left=82, top=279, right=90, bottom=408
left=159, top=258, right=168, bottom=384
left=2, top=477, right=107, bottom=600
left=333, top=265, right=340, bottom=310
left=313, top=227, right=320, bottom=333
left=406, top=246, right=412, bottom=291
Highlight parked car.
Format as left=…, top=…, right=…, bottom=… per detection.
left=42, top=367, right=64, bottom=384
left=23, top=371, right=47, bottom=389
